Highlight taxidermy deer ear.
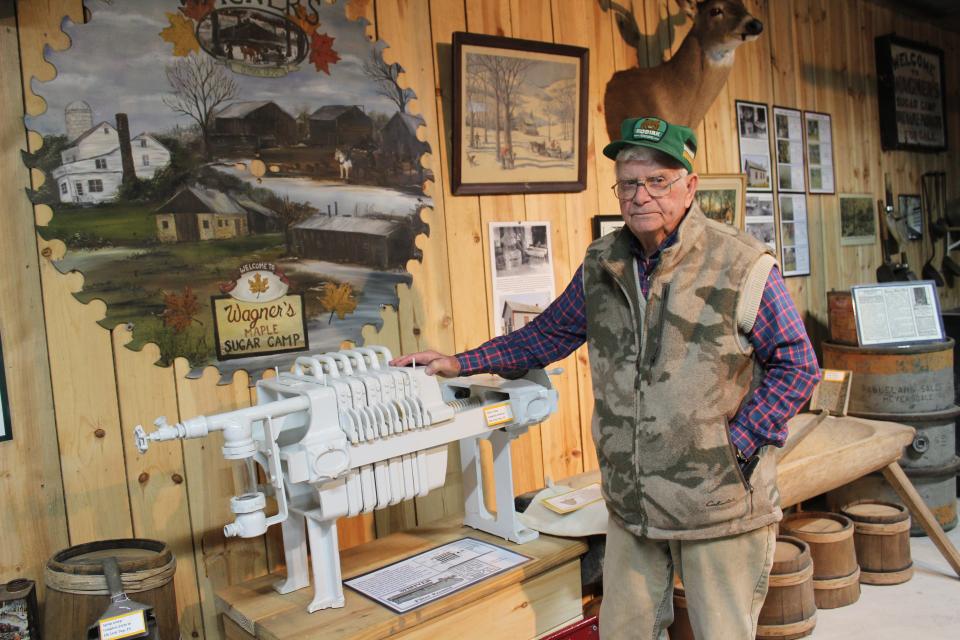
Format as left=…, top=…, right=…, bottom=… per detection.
left=676, top=0, right=699, bottom=20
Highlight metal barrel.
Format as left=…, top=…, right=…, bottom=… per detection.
left=823, top=340, right=958, bottom=534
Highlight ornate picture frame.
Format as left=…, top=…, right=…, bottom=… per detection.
left=452, top=32, right=589, bottom=195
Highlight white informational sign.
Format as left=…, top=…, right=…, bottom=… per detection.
left=890, top=42, right=945, bottom=148
left=804, top=111, right=835, bottom=194
left=344, top=537, right=531, bottom=613
left=98, top=610, right=147, bottom=640
left=745, top=193, right=777, bottom=251
left=773, top=107, right=806, bottom=193
left=489, top=222, right=556, bottom=336
left=852, top=281, right=945, bottom=346
left=779, top=193, right=810, bottom=277
left=736, top=100, right=773, bottom=192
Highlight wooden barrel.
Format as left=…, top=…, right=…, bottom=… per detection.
left=840, top=501, right=913, bottom=585
left=43, top=538, right=178, bottom=640
left=780, top=513, right=860, bottom=609
left=668, top=575, right=695, bottom=640
left=756, top=536, right=817, bottom=640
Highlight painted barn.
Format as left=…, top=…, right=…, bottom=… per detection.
left=501, top=300, right=543, bottom=334
left=291, top=215, right=412, bottom=270
left=154, top=186, right=254, bottom=243
left=211, top=101, right=297, bottom=152
left=380, top=112, right=428, bottom=166
left=308, top=105, right=373, bottom=147
left=52, top=121, right=170, bottom=204
left=235, top=195, right=281, bottom=234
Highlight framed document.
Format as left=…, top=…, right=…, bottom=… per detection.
left=851, top=281, right=945, bottom=347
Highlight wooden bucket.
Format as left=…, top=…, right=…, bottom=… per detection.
left=43, top=538, right=178, bottom=640
left=756, top=536, right=817, bottom=640
left=780, top=512, right=860, bottom=609
left=668, top=575, right=695, bottom=640
left=840, top=500, right=913, bottom=585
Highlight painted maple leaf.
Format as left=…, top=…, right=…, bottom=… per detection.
left=180, top=0, right=215, bottom=21
left=288, top=6, right=320, bottom=37
left=160, top=12, right=200, bottom=57
left=320, top=282, right=357, bottom=323
left=248, top=273, right=270, bottom=296
left=161, top=286, right=201, bottom=333
left=309, top=32, right=341, bottom=74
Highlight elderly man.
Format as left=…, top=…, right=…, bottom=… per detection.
left=392, top=117, right=819, bottom=639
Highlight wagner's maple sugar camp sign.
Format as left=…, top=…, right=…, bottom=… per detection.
left=26, top=0, right=431, bottom=378
left=212, top=263, right=308, bottom=359
left=890, top=43, right=945, bottom=147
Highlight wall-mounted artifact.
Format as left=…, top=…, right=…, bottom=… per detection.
left=839, top=194, right=878, bottom=246
left=804, top=111, right=835, bottom=194
left=736, top=100, right=773, bottom=193
left=24, top=0, right=432, bottom=378
left=452, top=32, right=588, bottom=195
left=875, top=34, right=947, bottom=152
left=0, top=334, right=10, bottom=443
left=601, top=0, right=764, bottom=138
left=898, top=194, right=922, bottom=240
left=744, top=193, right=777, bottom=251
left=592, top=215, right=625, bottom=239
left=695, top=173, right=746, bottom=229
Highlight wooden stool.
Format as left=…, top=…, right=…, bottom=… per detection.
left=756, top=536, right=817, bottom=640
left=841, top=500, right=913, bottom=585
left=781, top=512, right=860, bottom=609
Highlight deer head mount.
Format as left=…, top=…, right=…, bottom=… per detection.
left=602, top=0, right=763, bottom=142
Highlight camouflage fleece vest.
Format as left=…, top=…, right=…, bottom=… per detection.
left=583, top=203, right=782, bottom=540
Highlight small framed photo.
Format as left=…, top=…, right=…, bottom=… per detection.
left=695, top=174, right=746, bottom=229
left=0, top=335, right=10, bottom=443
left=839, top=194, right=878, bottom=246
left=592, top=215, right=624, bottom=239
left=452, top=32, right=589, bottom=195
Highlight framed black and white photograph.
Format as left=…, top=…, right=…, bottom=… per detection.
left=736, top=100, right=773, bottom=192
left=840, top=194, right=878, bottom=246
left=875, top=34, right=947, bottom=152
left=0, top=335, right=10, bottom=443
left=773, top=106, right=806, bottom=193
left=745, top=193, right=777, bottom=250
left=804, top=111, right=836, bottom=194
left=452, top=32, right=589, bottom=195
left=899, top=194, right=923, bottom=240
left=592, top=215, right=624, bottom=239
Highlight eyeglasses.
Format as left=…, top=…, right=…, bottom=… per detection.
left=611, top=175, right=684, bottom=200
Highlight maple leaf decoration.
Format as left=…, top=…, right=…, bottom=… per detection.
left=248, top=273, right=270, bottom=297
left=161, top=286, right=201, bottom=333
left=160, top=12, right=200, bottom=57
left=309, top=32, right=341, bottom=74
left=179, top=0, right=215, bottom=21
left=288, top=6, right=320, bottom=37
left=321, top=282, right=358, bottom=323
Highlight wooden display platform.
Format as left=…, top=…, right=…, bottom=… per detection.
left=216, top=519, right=587, bottom=640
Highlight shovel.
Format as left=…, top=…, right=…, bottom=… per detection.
left=87, top=557, right=159, bottom=640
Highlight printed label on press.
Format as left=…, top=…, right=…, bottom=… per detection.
left=483, top=402, right=514, bottom=427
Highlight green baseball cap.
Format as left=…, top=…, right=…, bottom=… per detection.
left=602, top=116, right=697, bottom=172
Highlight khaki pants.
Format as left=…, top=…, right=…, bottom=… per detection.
left=599, top=517, right=776, bottom=640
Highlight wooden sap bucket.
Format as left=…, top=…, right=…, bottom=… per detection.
left=780, top=513, right=860, bottom=609
left=840, top=501, right=913, bottom=585
left=668, top=575, right=694, bottom=640
left=756, top=536, right=817, bottom=640
left=43, top=538, right=178, bottom=640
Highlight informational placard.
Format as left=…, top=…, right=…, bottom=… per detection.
left=344, top=537, right=531, bottom=613
left=542, top=483, right=604, bottom=514
left=852, top=281, right=945, bottom=347
left=745, top=193, right=777, bottom=251
left=779, top=193, right=810, bottom=277
left=773, top=107, right=806, bottom=193
left=98, top=610, right=147, bottom=640
left=0, top=335, right=10, bottom=443
left=804, top=111, right=835, bottom=194
left=212, top=294, right=308, bottom=361
left=736, top=100, right=773, bottom=192
left=875, top=35, right=947, bottom=152
left=489, top=222, right=556, bottom=336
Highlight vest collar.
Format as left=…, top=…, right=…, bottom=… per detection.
left=599, top=202, right=708, bottom=285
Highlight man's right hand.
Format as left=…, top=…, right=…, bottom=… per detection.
left=389, top=350, right=462, bottom=378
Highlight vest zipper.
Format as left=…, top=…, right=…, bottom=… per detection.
left=647, top=283, right=670, bottom=368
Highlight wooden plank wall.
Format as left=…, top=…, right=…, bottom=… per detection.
left=1, top=1, right=958, bottom=638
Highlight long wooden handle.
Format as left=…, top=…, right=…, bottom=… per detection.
left=881, top=462, right=960, bottom=578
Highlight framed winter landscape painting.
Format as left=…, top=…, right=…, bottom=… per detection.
left=452, top=32, right=588, bottom=195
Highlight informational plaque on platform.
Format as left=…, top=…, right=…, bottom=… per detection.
left=852, top=281, right=945, bottom=347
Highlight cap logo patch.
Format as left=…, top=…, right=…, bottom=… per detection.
left=633, top=117, right=666, bottom=142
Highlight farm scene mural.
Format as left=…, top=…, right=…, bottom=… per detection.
left=26, top=0, right=431, bottom=376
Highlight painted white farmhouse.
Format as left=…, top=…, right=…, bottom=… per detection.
left=52, top=121, right=171, bottom=204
